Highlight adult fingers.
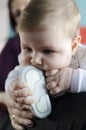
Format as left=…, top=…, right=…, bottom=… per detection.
left=11, top=114, right=33, bottom=127
left=12, top=108, right=33, bottom=119
left=11, top=116, right=24, bottom=130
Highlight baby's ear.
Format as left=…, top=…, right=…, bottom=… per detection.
left=72, top=35, right=81, bottom=55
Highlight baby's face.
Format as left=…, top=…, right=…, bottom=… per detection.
left=19, top=27, right=74, bottom=70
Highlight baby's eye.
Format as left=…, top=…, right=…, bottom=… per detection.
left=27, top=48, right=33, bottom=52
left=43, top=49, right=54, bottom=54
left=24, top=47, right=32, bottom=53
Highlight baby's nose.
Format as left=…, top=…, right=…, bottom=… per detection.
left=31, top=54, right=42, bottom=65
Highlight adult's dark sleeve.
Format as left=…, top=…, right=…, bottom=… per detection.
left=0, top=36, right=20, bottom=91
left=26, top=92, right=86, bottom=130
left=0, top=90, right=86, bottom=130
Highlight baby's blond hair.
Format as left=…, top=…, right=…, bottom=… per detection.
left=18, top=0, right=81, bottom=39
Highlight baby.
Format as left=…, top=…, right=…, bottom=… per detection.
left=5, top=0, right=86, bottom=129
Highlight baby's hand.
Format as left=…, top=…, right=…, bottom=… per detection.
left=10, top=79, right=34, bottom=110
left=46, top=67, right=73, bottom=95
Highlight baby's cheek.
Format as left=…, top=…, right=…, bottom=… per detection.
left=21, top=57, right=29, bottom=66
left=44, top=61, right=55, bottom=70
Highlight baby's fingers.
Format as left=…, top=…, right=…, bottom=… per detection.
left=14, top=87, right=33, bottom=98
left=46, top=81, right=57, bottom=90
left=13, top=80, right=27, bottom=90
left=46, top=72, right=59, bottom=83
left=46, top=70, right=58, bottom=76
left=50, top=86, right=63, bottom=95
left=16, top=97, right=34, bottom=105
left=46, top=76, right=54, bottom=83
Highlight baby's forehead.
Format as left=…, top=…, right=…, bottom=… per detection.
left=20, top=28, right=71, bottom=51
left=19, top=27, right=69, bottom=44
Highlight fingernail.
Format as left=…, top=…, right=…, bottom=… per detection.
left=26, top=120, right=33, bottom=127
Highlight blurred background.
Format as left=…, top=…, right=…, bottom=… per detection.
left=0, top=0, right=86, bottom=52
left=0, top=0, right=9, bottom=52
left=76, top=0, right=86, bottom=44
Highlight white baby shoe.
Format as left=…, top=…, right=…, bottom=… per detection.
left=19, top=65, right=51, bottom=118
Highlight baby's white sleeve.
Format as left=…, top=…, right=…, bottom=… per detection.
left=5, top=65, right=22, bottom=98
left=70, top=68, right=86, bottom=93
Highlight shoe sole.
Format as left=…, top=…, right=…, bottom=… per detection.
left=19, top=65, right=51, bottom=118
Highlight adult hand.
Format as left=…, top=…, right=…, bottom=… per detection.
left=7, top=98, right=34, bottom=130
left=5, top=78, right=35, bottom=130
